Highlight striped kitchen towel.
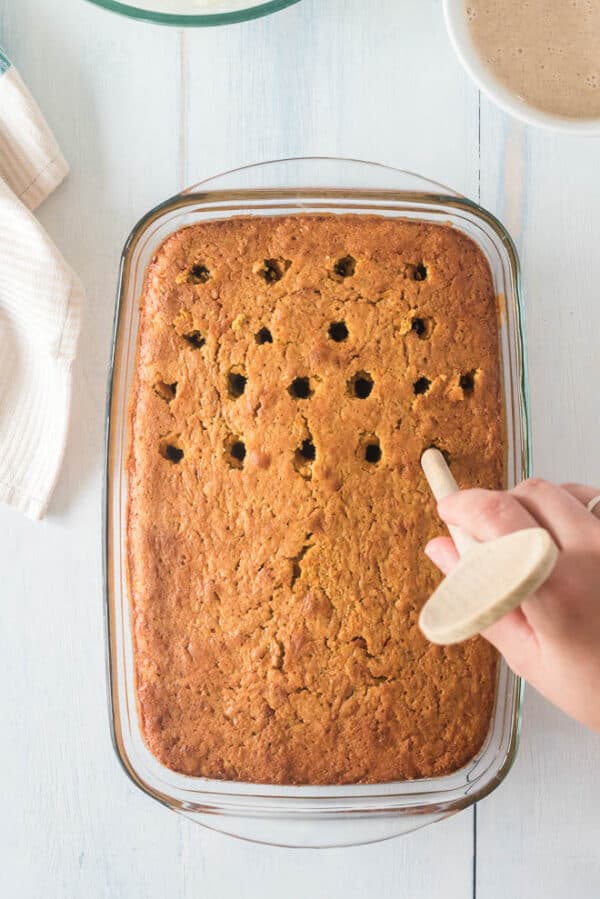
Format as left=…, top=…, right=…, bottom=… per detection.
left=0, top=48, right=82, bottom=519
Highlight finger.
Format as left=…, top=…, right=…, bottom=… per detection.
left=481, top=607, right=540, bottom=679
left=424, top=537, right=459, bottom=575
left=561, top=482, right=600, bottom=518
left=438, top=488, right=539, bottom=542
left=519, top=551, right=600, bottom=640
left=511, top=478, right=600, bottom=550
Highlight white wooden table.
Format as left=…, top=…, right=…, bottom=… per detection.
left=1, top=0, right=599, bottom=896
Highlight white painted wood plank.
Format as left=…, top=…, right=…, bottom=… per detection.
left=478, top=99, right=600, bottom=899
left=176, top=813, right=473, bottom=899
left=184, top=0, right=480, bottom=199
left=477, top=691, right=600, bottom=899
left=0, top=1, right=187, bottom=897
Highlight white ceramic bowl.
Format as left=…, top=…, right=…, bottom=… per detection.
left=443, top=0, right=600, bottom=134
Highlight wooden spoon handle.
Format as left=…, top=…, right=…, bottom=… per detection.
left=421, top=448, right=477, bottom=557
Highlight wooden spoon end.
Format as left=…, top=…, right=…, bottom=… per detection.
left=419, top=528, right=559, bottom=645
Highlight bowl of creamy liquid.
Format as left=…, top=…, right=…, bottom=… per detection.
left=86, top=0, right=300, bottom=25
left=443, top=0, right=600, bottom=132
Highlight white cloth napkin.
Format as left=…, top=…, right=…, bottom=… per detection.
left=0, top=48, right=82, bottom=519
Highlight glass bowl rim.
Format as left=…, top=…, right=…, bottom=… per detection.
left=84, top=0, right=301, bottom=26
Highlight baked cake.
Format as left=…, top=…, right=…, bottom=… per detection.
left=127, top=214, right=502, bottom=785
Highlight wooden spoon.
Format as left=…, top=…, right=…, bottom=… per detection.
left=418, top=448, right=559, bottom=645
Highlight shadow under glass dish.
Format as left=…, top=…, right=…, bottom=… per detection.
left=104, top=157, right=529, bottom=847
left=84, top=0, right=301, bottom=26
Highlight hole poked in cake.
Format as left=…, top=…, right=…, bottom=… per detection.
left=257, top=257, right=291, bottom=284
left=411, top=315, right=435, bottom=340
left=182, top=330, right=206, bottom=350
left=412, top=262, right=428, bottom=282
left=459, top=370, right=477, bottom=394
left=333, top=255, right=356, bottom=278
left=231, top=441, right=246, bottom=463
left=413, top=376, right=431, bottom=395
left=328, top=321, right=349, bottom=342
left=365, top=442, right=382, bottom=464
left=359, top=433, right=382, bottom=466
left=255, top=326, right=273, bottom=345
left=187, top=264, right=211, bottom=284
left=159, top=440, right=184, bottom=464
left=227, top=367, right=247, bottom=399
left=288, top=377, right=314, bottom=400
left=348, top=371, right=373, bottom=399
left=294, top=436, right=316, bottom=479
left=224, top=434, right=246, bottom=469
left=153, top=380, right=177, bottom=402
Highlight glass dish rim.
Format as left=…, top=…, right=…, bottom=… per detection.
left=84, top=0, right=301, bottom=26
left=104, top=156, right=529, bottom=836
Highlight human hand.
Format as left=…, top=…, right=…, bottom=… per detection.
left=425, top=479, right=600, bottom=732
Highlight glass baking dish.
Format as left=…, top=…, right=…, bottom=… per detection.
left=104, top=157, right=529, bottom=847
left=85, top=0, right=301, bottom=26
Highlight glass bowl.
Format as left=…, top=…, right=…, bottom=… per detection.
left=443, top=0, right=600, bottom=134
left=104, top=157, right=529, bottom=847
left=85, top=0, right=301, bottom=26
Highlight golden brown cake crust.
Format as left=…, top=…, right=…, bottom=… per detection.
left=127, top=214, right=502, bottom=785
